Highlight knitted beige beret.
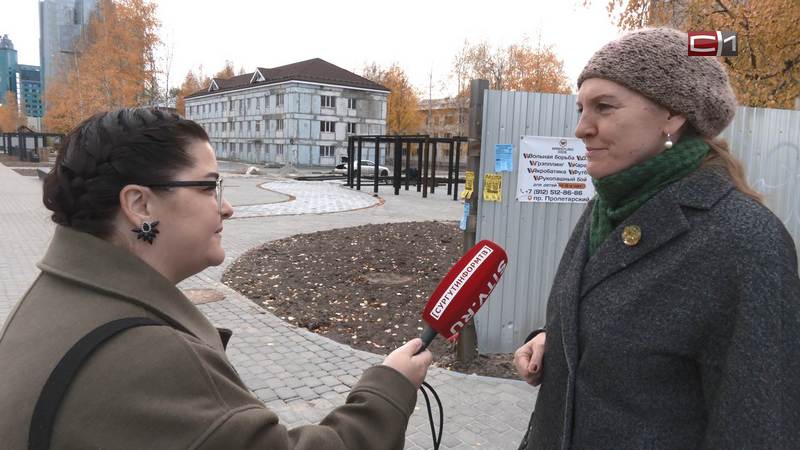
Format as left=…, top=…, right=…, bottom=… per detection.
left=577, top=27, right=737, bottom=138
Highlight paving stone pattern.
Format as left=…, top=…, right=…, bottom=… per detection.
left=0, top=163, right=538, bottom=449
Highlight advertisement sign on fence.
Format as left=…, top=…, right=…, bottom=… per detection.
left=515, top=136, right=595, bottom=203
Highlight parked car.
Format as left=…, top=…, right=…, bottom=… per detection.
left=333, top=159, right=390, bottom=177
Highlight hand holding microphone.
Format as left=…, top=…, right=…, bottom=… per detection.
left=382, top=338, right=433, bottom=388
left=408, top=240, right=508, bottom=450
left=377, top=240, right=509, bottom=391
left=416, top=240, right=509, bottom=353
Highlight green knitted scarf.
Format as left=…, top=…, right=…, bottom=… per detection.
left=589, top=137, right=710, bottom=256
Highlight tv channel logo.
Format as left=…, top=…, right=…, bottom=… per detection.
left=688, top=31, right=738, bottom=56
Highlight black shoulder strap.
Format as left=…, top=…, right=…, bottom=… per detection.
left=28, top=317, right=165, bottom=450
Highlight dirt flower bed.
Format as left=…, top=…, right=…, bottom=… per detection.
left=222, top=221, right=518, bottom=380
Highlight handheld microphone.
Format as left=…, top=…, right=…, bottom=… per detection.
left=416, top=240, right=508, bottom=353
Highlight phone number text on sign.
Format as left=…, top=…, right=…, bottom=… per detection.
left=515, top=136, right=595, bottom=203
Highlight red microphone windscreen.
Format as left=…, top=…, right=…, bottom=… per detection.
left=421, top=240, right=508, bottom=340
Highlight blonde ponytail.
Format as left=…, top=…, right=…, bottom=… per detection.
left=701, top=137, right=764, bottom=203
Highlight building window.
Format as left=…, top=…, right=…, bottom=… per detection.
left=276, top=144, right=284, bottom=156
left=276, top=94, right=284, bottom=107
left=264, top=94, right=270, bottom=108
left=320, top=121, right=335, bottom=133
left=246, top=121, right=251, bottom=132
left=276, top=119, right=284, bottom=131
left=229, top=100, right=233, bottom=111
left=247, top=98, right=252, bottom=110
left=222, top=122, right=227, bottom=132
left=319, top=145, right=334, bottom=157
left=256, top=97, right=260, bottom=110
left=321, top=95, right=335, bottom=108
left=347, top=123, right=357, bottom=134
left=255, top=121, right=260, bottom=132
left=347, top=98, right=357, bottom=110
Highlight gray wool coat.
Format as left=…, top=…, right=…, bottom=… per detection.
left=520, top=165, right=800, bottom=449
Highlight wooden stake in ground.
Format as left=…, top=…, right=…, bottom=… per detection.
left=457, top=79, right=489, bottom=363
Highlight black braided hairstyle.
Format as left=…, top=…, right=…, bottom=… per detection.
left=42, top=107, right=209, bottom=238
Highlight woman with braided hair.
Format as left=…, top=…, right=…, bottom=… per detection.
left=512, top=28, right=799, bottom=449
left=0, top=107, right=432, bottom=449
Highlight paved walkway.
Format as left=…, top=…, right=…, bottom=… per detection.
left=0, top=163, right=538, bottom=450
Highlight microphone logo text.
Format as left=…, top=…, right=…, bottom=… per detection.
left=430, top=246, right=494, bottom=320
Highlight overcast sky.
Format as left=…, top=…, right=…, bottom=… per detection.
left=4, top=0, right=622, bottom=97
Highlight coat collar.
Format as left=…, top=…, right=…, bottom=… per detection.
left=580, top=165, right=734, bottom=298
left=37, top=226, right=224, bottom=351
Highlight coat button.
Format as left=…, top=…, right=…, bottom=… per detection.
left=622, top=225, right=641, bottom=246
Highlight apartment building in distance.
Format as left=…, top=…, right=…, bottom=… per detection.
left=418, top=96, right=468, bottom=138
left=184, top=58, right=389, bottom=166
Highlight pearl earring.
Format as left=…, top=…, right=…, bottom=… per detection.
left=664, top=133, right=673, bottom=149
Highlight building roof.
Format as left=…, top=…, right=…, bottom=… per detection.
left=0, top=34, right=14, bottom=50
left=212, top=72, right=254, bottom=90
left=18, top=65, right=41, bottom=82
left=186, top=58, right=389, bottom=99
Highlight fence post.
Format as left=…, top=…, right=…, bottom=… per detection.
left=373, top=139, right=380, bottom=194
left=394, top=136, right=402, bottom=195
left=430, top=140, right=437, bottom=194
left=422, top=139, right=429, bottom=198
left=417, top=139, right=424, bottom=192
left=447, top=140, right=455, bottom=196
left=356, top=138, right=363, bottom=191
left=347, top=136, right=354, bottom=187
left=404, top=139, right=411, bottom=191
left=457, top=79, right=489, bottom=363
left=453, top=140, right=462, bottom=201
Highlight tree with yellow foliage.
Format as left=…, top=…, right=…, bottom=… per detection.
left=174, top=61, right=244, bottom=116
left=362, top=63, right=424, bottom=135
left=175, top=68, right=211, bottom=116
left=0, top=92, right=27, bottom=133
left=597, top=0, right=799, bottom=109
left=452, top=38, right=572, bottom=94
left=43, top=0, right=161, bottom=133
left=214, top=61, right=236, bottom=79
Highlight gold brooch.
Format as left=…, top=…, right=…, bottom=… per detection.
left=622, top=225, right=641, bottom=246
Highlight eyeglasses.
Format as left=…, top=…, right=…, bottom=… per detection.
left=145, top=177, right=225, bottom=215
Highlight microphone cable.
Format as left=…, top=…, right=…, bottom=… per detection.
left=419, top=381, right=443, bottom=449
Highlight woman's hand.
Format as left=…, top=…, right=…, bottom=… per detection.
left=382, top=338, right=433, bottom=388
left=514, top=332, right=546, bottom=386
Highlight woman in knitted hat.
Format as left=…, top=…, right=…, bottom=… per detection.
left=513, top=27, right=799, bottom=449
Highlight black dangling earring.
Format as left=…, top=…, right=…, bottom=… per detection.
left=132, top=220, right=160, bottom=244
